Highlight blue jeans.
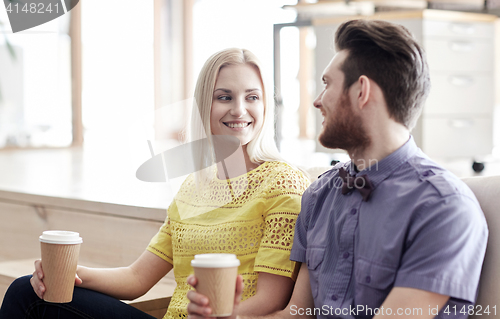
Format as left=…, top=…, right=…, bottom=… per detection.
left=0, top=276, right=157, bottom=319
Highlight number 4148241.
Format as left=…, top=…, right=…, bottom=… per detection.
left=443, top=305, right=496, bottom=316
left=6, top=3, right=60, bottom=14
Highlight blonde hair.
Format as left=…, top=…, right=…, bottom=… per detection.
left=187, top=48, right=284, bottom=177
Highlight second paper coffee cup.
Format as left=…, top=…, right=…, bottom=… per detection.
left=191, top=254, right=240, bottom=316
left=39, top=230, right=82, bottom=303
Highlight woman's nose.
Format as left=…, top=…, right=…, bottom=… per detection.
left=230, top=98, right=247, bottom=117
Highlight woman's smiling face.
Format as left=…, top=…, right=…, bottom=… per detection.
left=210, top=64, right=264, bottom=146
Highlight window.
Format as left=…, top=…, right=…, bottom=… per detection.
left=81, top=0, right=155, bottom=151
left=0, top=7, right=72, bottom=148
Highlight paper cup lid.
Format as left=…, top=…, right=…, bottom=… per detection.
left=39, top=231, right=83, bottom=244
left=191, top=254, right=240, bottom=268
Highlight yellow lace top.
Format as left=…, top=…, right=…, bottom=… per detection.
left=147, top=161, right=310, bottom=319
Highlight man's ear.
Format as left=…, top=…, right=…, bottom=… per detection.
left=357, top=75, right=370, bottom=109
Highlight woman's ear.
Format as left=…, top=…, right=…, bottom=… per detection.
left=357, top=75, right=371, bottom=109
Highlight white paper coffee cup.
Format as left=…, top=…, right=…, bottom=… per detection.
left=40, top=231, right=82, bottom=303
left=191, top=254, right=240, bottom=316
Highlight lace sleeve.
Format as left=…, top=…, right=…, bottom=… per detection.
left=253, top=167, right=309, bottom=281
left=147, top=209, right=174, bottom=265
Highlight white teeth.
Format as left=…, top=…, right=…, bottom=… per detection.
left=226, top=123, right=250, bottom=128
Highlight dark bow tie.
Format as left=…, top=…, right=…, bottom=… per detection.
left=338, top=167, right=374, bottom=202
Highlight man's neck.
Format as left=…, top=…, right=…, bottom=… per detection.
left=349, top=127, right=410, bottom=171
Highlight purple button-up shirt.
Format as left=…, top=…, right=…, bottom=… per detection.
left=290, top=137, right=488, bottom=319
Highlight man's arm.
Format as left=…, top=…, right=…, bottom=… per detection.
left=374, top=287, right=449, bottom=319
left=187, top=263, right=316, bottom=319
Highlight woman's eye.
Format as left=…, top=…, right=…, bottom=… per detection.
left=218, top=96, right=231, bottom=101
left=247, top=95, right=259, bottom=101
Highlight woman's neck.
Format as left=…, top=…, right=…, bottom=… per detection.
left=216, top=144, right=259, bottom=180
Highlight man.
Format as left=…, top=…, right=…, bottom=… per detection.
left=187, top=19, right=488, bottom=319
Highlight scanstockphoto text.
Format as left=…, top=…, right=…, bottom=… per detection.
left=290, top=304, right=497, bottom=317
left=290, top=305, right=424, bottom=317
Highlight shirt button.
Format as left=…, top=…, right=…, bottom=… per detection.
left=422, top=171, right=429, bottom=177
left=331, top=295, right=338, bottom=301
left=343, top=252, right=349, bottom=259
left=351, top=208, right=357, bottom=215
left=365, top=276, right=371, bottom=284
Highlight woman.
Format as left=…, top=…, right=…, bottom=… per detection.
left=0, top=48, right=310, bottom=319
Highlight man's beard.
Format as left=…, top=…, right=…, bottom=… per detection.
left=318, top=93, right=370, bottom=153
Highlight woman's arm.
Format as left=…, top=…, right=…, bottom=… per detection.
left=77, top=250, right=173, bottom=300
left=232, top=166, right=307, bottom=315
left=236, top=272, right=294, bottom=315
left=32, top=250, right=172, bottom=301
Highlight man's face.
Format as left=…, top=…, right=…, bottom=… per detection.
left=313, top=50, right=370, bottom=153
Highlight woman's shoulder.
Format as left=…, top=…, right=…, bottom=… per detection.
left=251, top=161, right=311, bottom=192
left=261, top=161, right=306, bottom=176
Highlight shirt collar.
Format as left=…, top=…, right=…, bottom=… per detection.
left=346, top=135, right=418, bottom=188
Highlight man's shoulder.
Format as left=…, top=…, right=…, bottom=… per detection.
left=401, top=152, right=478, bottom=203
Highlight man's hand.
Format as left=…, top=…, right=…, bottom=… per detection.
left=187, top=274, right=244, bottom=319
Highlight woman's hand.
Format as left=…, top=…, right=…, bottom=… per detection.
left=30, top=260, right=45, bottom=299
left=186, top=274, right=244, bottom=319
left=30, top=260, right=83, bottom=299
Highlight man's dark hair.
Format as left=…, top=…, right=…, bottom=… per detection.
left=335, top=19, right=430, bottom=130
